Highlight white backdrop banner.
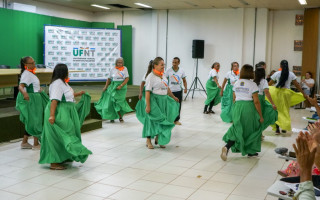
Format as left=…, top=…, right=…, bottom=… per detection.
left=44, top=25, right=121, bottom=81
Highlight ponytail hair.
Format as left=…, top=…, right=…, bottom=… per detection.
left=145, top=60, right=153, bottom=79
left=253, top=68, right=266, bottom=86
left=276, top=60, right=289, bottom=88
left=20, top=56, right=32, bottom=75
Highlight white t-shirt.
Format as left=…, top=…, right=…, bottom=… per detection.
left=145, top=72, right=168, bottom=95
left=20, top=70, right=40, bottom=93
left=49, top=79, right=75, bottom=102
left=233, top=79, right=259, bottom=101
left=165, top=67, right=186, bottom=92
left=271, top=71, right=297, bottom=89
left=225, top=71, right=239, bottom=85
left=208, top=69, right=219, bottom=81
left=108, top=67, right=129, bottom=81
left=257, top=79, right=269, bottom=95
left=142, top=73, right=147, bottom=83
left=302, top=78, right=315, bottom=90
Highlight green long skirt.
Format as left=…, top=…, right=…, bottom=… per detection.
left=39, top=93, right=92, bottom=164
left=220, top=83, right=233, bottom=123
left=259, top=95, right=278, bottom=131
left=95, top=81, right=133, bottom=120
left=15, top=91, right=49, bottom=139
left=204, top=80, right=221, bottom=106
left=135, top=88, right=146, bottom=124
left=222, top=101, right=262, bottom=156
left=268, top=86, right=305, bottom=131
left=141, top=94, right=179, bottom=145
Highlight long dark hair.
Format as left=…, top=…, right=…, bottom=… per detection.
left=254, top=67, right=266, bottom=86
left=51, top=64, right=69, bottom=84
left=276, top=60, right=289, bottom=88
left=145, top=60, right=153, bottom=79
left=211, top=62, right=219, bottom=69
left=20, top=56, right=32, bottom=75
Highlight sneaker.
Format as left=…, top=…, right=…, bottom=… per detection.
left=21, top=142, right=33, bottom=149
left=32, top=144, right=41, bottom=150
left=220, top=146, right=228, bottom=161
left=174, top=121, right=182, bottom=125
left=282, top=130, right=287, bottom=133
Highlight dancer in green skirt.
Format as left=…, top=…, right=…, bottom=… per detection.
left=253, top=64, right=278, bottom=136
left=136, top=60, right=153, bottom=124
left=16, top=56, right=49, bottom=150
left=221, top=64, right=263, bottom=161
left=204, top=62, right=222, bottom=114
left=220, top=62, right=240, bottom=122
left=143, top=57, right=180, bottom=149
left=268, top=60, right=306, bottom=134
left=95, top=57, right=133, bottom=122
left=39, top=64, right=92, bottom=170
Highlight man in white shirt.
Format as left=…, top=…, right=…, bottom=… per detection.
left=165, top=57, right=187, bottom=125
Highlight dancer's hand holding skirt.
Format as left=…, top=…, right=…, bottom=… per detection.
left=141, top=94, right=179, bottom=146
left=268, top=86, right=305, bottom=131
left=95, top=81, right=133, bottom=120
left=259, top=94, right=278, bottom=131
left=204, top=80, right=221, bottom=106
left=220, top=82, right=233, bottom=123
left=222, top=101, right=262, bottom=156
left=39, top=93, right=92, bottom=164
left=15, top=91, right=49, bottom=139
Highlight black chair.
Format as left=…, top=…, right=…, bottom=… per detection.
left=36, top=64, right=46, bottom=68
left=0, top=65, right=10, bottom=69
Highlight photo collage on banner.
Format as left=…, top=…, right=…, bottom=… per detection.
left=44, top=25, right=122, bottom=81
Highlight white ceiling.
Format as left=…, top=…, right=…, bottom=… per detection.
left=33, top=0, right=320, bottom=12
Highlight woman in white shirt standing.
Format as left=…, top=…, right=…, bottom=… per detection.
left=253, top=64, right=278, bottom=134
left=204, top=62, right=222, bottom=114
left=142, top=57, right=179, bottom=149
left=301, top=72, right=315, bottom=96
left=221, top=64, right=263, bottom=161
left=268, top=60, right=306, bottom=134
left=95, top=57, right=133, bottom=122
left=39, top=64, right=92, bottom=170
left=16, top=56, right=49, bottom=150
left=165, top=57, right=187, bottom=125
left=136, top=60, right=153, bottom=124
left=220, top=62, right=240, bottom=122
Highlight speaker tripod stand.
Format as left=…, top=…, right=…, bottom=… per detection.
left=184, top=58, right=206, bottom=100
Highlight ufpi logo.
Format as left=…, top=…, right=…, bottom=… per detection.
left=73, top=47, right=95, bottom=56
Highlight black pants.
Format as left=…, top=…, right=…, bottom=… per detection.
left=172, top=90, right=183, bottom=122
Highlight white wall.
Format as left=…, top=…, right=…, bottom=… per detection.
left=4, top=1, right=306, bottom=86
left=166, top=9, right=244, bottom=87
left=268, top=10, right=304, bottom=72
left=9, top=0, right=94, bottom=21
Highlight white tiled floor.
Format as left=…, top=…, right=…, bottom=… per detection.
left=0, top=97, right=311, bottom=199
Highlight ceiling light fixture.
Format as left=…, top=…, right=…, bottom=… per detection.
left=91, top=4, right=110, bottom=10
left=134, top=3, right=152, bottom=8
left=298, top=0, right=307, bottom=5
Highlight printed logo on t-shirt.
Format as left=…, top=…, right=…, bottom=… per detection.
left=171, top=74, right=180, bottom=85
left=240, top=81, right=244, bottom=86
left=117, top=71, right=124, bottom=78
left=162, top=79, right=168, bottom=88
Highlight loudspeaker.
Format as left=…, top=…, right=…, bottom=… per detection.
left=192, top=40, right=204, bottom=59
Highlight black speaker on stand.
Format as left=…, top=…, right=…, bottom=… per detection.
left=184, top=40, right=206, bottom=100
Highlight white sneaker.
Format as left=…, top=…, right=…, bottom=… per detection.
left=220, top=147, right=228, bottom=161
